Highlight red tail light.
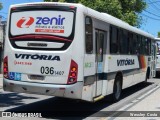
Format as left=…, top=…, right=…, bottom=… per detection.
left=67, top=60, right=78, bottom=84
left=11, top=7, right=16, bottom=10
left=3, top=56, right=9, bottom=78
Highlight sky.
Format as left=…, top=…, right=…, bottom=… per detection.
left=0, top=0, right=159, bottom=37
left=0, top=0, right=43, bottom=19
left=141, top=0, right=160, bottom=37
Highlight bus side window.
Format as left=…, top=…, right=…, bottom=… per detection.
left=145, top=38, right=148, bottom=55
left=128, top=32, right=133, bottom=54
left=110, top=26, right=119, bottom=54
left=148, top=39, right=151, bottom=55
left=85, top=16, right=93, bottom=54
left=136, top=35, right=140, bottom=54
left=120, top=29, right=128, bottom=54
left=142, top=36, right=146, bottom=55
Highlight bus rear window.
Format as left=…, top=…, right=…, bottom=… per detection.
left=8, top=5, right=76, bottom=51
left=10, top=11, right=74, bottom=37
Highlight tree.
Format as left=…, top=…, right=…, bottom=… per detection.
left=44, top=0, right=146, bottom=27
left=158, top=32, right=160, bottom=38
left=0, top=2, right=2, bottom=11
left=0, top=2, right=3, bottom=18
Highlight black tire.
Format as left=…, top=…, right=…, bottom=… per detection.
left=145, top=74, right=148, bottom=83
left=112, top=75, right=122, bottom=102
left=145, top=69, right=150, bottom=82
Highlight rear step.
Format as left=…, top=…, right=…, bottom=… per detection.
left=93, top=95, right=104, bottom=102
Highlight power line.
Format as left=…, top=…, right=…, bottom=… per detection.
left=147, top=0, right=160, bottom=11
left=141, top=13, right=160, bottom=20
left=147, top=1, right=160, bottom=4
left=146, top=5, right=160, bottom=13
left=142, top=0, right=160, bottom=21
left=144, top=10, right=160, bottom=18
left=152, top=0, right=160, bottom=7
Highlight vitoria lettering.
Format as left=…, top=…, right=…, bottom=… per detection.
left=117, top=59, right=135, bottom=66
left=15, top=54, right=60, bottom=61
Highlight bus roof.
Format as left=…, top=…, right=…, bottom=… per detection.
left=155, top=38, right=160, bottom=40
left=86, top=8, right=154, bottom=39
left=10, top=2, right=154, bottom=39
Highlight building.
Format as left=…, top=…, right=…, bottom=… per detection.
left=0, top=16, right=7, bottom=49
left=0, top=15, right=7, bottom=73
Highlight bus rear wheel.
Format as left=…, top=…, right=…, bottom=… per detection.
left=112, top=75, right=122, bottom=102
left=145, top=68, right=150, bottom=82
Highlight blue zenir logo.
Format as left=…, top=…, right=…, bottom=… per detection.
left=36, top=15, right=65, bottom=25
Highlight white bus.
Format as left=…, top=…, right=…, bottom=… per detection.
left=155, top=38, right=160, bottom=73
left=3, top=2, right=156, bottom=102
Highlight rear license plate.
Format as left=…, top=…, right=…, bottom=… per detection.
left=29, top=75, right=44, bottom=80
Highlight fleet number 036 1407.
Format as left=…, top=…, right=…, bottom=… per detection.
left=40, top=66, right=64, bottom=75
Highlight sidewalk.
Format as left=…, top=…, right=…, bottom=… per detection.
left=110, top=85, right=160, bottom=119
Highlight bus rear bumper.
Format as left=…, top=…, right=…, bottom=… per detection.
left=3, top=79, right=83, bottom=99
left=156, top=67, right=160, bottom=72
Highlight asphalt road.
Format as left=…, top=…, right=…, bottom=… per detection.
left=0, top=77, right=160, bottom=120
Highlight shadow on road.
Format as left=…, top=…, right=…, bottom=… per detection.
left=4, top=81, right=153, bottom=119
left=155, top=72, right=160, bottom=78
left=0, top=92, right=38, bottom=107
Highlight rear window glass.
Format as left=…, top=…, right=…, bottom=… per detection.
left=10, top=11, right=74, bottom=37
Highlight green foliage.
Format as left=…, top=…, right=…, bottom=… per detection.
left=119, top=0, right=146, bottom=27
left=44, top=0, right=146, bottom=27
left=0, top=2, right=3, bottom=10
left=0, top=2, right=3, bottom=19
left=158, top=32, right=160, bottom=38
left=80, top=0, right=123, bottom=19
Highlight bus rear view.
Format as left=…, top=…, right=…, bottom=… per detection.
left=3, top=3, right=83, bottom=100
